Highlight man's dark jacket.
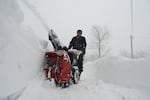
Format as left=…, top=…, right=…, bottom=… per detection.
left=68, top=36, right=87, bottom=54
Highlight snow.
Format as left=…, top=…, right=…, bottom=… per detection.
left=13, top=77, right=149, bottom=100
left=0, top=0, right=51, bottom=98
left=8, top=57, right=150, bottom=100
left=86, top=56, right=150, bottom=91
left=0, top=0, right=150, bottom=100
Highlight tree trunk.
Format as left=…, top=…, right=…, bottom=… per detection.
left=99, top=42, right=101, bottom=57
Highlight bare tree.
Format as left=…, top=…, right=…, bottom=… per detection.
left=91, top=25, right=110, bottom=57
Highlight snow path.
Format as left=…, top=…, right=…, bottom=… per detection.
left=17, top=70, right=150, bottom=100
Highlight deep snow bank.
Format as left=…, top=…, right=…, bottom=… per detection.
left=0, top=0, right=51, bottom=97
left=83, top=56, right=150, bottom=91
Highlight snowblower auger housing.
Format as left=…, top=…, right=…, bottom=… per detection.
left=44, top=50, right=71, bottom=88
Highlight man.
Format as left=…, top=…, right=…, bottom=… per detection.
left=68, top=29, right=87, bottom=73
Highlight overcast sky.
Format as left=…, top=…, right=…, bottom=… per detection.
left=24, top=0, right=150, bottom=55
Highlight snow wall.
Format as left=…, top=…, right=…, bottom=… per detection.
left=0, top=0, right=52, bottom=97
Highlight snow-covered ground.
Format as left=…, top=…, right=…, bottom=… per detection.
left=8, top=56, right=150, bottom=100
left=0, top=0, right=150, bottom=100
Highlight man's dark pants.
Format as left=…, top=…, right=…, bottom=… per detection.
left=78, top=53, right=84, bottom=72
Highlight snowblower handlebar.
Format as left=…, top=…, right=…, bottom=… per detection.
left=68, top=49, right=82, bottom=55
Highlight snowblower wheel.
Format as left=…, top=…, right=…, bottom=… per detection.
left=61, top=82, right=70, bottom=88
left=72, top=68, right=80, bottom=84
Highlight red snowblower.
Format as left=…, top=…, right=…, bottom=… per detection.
left=44, top=50, right=71, bottom=87
left=44, top=30, right=81, bottom=88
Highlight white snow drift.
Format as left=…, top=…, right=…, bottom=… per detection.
left=0, top=0, right=150, bottom=100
